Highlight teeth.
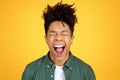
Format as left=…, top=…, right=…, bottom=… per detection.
left=54, top=45, right=64, bottom=48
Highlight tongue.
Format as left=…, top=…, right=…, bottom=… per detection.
left=56, top=47, right=63, bottom=53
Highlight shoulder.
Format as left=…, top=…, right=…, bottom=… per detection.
left=73, top=56, right=90, bottom=67
left=22, top=55, right=47, bottom=80
left=24, top=55, right=46, bottom=72
left=72, top=55, right=96, bottom=80
left=73, top=55, right=93, bottom=72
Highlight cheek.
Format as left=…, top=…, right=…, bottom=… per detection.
left=64, top=37, right=73, bottom=45
left=46, top=37, right=54, bottom=45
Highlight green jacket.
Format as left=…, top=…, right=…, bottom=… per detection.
left=22, top=52, right=96, bottom=80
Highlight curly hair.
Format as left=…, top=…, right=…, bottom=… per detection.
left=42, top=2, right=77, bottom=35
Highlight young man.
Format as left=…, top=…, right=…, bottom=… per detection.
left=22, top=2, right=96, bottom=80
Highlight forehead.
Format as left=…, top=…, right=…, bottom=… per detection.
left=48, top=21, right=70, bottom=31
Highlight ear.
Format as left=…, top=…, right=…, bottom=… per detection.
left=44, top=35, right=48, bottom=44
left=70, top=35, right=74, bottom=44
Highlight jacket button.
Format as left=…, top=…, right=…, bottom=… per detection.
left=51, top=75, right=53, bottom=78
left=47, top=65, right=49, bottom=68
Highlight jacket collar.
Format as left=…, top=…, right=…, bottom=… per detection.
left=45, top=51, right=74, bottom=69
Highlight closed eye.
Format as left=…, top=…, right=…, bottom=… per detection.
left=48, top=31, right=57, bottom=36
left=61, top=31, right=69, bottom=36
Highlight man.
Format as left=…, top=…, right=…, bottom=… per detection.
left=22, top=2, right=96, bottom=80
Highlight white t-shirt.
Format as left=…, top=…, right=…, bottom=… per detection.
left=54, top=65, right=65, bottom=80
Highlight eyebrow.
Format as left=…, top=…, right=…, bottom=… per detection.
left=49, top=30, right=69, bottom=34
left=49, top=30, right=56, bottom=33
left=61, top=30, right=68, bottom=33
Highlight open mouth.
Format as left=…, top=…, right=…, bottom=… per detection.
left=54, top=45, right=65, bottom=54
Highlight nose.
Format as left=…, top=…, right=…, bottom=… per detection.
left=55, top=34, right=63, bottom=41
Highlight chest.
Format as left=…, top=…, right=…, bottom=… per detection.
left=33, top=66, right=84, bottom=80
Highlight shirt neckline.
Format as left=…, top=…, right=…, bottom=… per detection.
left=45, top=51, right=74, bottom=69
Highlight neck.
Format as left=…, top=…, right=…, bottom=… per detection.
left=49, top=53, right=69, bottom=66
left=53, top=59, right=67, bottom=66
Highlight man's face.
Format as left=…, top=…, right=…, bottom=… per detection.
left=45, top=21, right=74, bottom=63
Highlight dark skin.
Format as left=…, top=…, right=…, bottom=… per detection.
left=45, top=21, right=74, bottom=66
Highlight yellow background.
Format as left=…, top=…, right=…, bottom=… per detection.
left=0, top=0, right=120, bottom=80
